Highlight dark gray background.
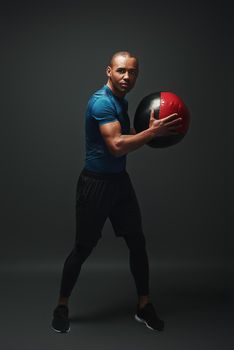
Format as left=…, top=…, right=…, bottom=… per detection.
left=1, top=0, right=234, bottom=349
left=1, top=0, right=233, bottom=266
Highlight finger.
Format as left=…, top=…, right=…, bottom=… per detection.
left=150, top=109, right=155, bottom=119
left=165, top=117, right=182, bottom=127
left=161, top=113, right=178, bottom=122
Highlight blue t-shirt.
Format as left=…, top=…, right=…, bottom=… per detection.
left=84, top=85, right=130, bottom=173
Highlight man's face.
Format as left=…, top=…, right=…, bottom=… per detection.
left=106, top=55, right=139, bottom=97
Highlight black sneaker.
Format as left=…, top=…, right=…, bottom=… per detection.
left=51, top=305, right=70, bottom=333
left=135, top=303, right=164, bottom=331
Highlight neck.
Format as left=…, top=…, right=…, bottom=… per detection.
left=106, top=81, right=125, bottom=99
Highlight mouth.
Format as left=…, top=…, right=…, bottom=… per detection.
left=120, top=83, right=129, bottom=88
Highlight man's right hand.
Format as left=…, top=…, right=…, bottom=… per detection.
left=149, top=109, right=183, bottom=137
left=99, top=109, right=183, bottom=158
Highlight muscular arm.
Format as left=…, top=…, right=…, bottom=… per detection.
left=99, top=111, right=182, bottom=157
left=99, top=121, right=156, bottom=157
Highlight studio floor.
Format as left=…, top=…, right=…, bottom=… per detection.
left=1, top=262, right=234, bottom=350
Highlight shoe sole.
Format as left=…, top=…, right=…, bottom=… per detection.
left=51, top=325, right=71, bottom=333
left=135, top=314, right=164, bottom=331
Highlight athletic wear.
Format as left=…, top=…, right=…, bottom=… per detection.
left=53, top=84, right=154, bottom=332
left=135, top=303, right=164, bottom=331
left=59, top=244, right=94, bottom=298
left=59, top=169, right=149, bottom=298
left=75, top=168, right=144, bottom=247
left=51, top=305, right=70, bottom=333
left=85, top=85, right=130, bottom=173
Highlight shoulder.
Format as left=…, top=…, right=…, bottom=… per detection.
left=89, top=87, right=116, bottom=115
left=92, top=96, right=116, bottom=114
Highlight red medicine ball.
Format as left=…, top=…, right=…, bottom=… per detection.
left=134, top=92, right=190, bottom=147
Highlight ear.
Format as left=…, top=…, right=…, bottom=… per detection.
left=106, top=66, right=111, bottom=77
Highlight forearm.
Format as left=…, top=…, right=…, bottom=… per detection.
left=101, top=111, right=182, bottom=157
left=114, top=128, right=155, bottom=156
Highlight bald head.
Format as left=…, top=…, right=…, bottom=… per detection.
left=109, top=51, right=139, bottom=68
left=106, top=51, right=139, bottom=98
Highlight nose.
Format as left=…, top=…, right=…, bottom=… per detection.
left=123, top=71, right=130, bottom=80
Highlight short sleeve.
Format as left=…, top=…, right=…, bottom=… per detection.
left=91, top=98, right=118, bottom=125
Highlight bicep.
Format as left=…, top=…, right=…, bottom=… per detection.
left=99, top=121, right=122, bottom=155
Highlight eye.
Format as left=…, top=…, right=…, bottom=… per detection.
left=117, top=68, right=125, bottom=73
left=130, top=70, right=137, bottom=76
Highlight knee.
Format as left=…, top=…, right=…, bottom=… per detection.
left=124, top=234, right=146, bottom=252
left=63, top=244, right=94, bottom=265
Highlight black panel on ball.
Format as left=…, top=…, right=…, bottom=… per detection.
left=134, top=92, right=161, bottom=134
left=134, top=91, right=184, bottom=148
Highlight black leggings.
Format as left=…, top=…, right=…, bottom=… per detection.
left=59, top=169, right=150, bottom=298
left=59, top=234, right=149, bottom=298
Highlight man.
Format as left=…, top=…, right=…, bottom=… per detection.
left=51, top=51, right=182, bottom=333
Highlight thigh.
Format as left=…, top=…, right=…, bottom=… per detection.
left=75, top=173, right=112, bottom=247
left=109, top=175, right=143, bottom=238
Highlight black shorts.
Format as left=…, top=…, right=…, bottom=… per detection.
left=75, top=168, right=144, bottom=247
